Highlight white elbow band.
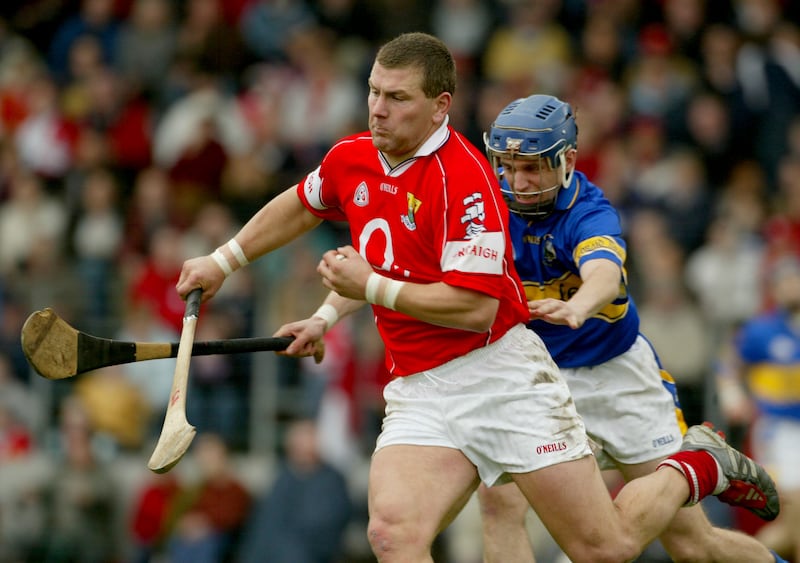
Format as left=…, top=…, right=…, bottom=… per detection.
left=227, top=239, right=249, bottom=267
left=365, top=272, right=405, bottom=311
left=312, top=303, right=339, bottom=331
left=212, top=249, right=233, bottom=277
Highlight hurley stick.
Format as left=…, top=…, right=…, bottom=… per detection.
left=147, top=288, right=202, bottom=473
left=21, top=308, right=295, bottom=380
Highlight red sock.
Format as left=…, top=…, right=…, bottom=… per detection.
left=657, top=451, right=720, bottom=506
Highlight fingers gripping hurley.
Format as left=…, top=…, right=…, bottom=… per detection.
left=147, top=289, right=202, bottom=473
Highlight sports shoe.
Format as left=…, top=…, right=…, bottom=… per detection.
left=681, top=423, right=780, bottom=521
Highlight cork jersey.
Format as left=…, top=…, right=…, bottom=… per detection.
left=509, top=171, right=639, bottom=367
left=736, top=310, right=800, bottom=420
left=297, top=121, right=528, bottom=376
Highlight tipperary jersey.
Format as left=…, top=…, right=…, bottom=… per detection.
left=297, top=119, right=528, bottom=376
left=736, top=310, right=800, bottom=420
left=509, top=171, right=639, bottom=367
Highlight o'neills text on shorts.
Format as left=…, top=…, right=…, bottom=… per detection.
left=536, top=441, right=568, bottom=455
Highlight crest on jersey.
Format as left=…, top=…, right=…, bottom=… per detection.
left=543, top=235, right=556, bottom=266
left=401, top=192, right=422, bottom=231
left=460, top=192, right=487, bottom=239
left=354, top=182, right=369, bottom=207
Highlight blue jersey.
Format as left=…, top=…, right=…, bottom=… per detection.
left=509, top=171, right=639, bottom=367
left=736, top=310, right=800, bottom=420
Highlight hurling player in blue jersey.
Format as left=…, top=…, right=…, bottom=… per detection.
left=716, top=255, right=800, bottom=563
left=478, top=94, right=786, bottom=563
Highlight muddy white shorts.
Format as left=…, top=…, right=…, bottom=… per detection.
left=751, top=415, right=800, bottom=491
left=375, top=324, right=592, bottom=486
left=562, top=334, right=685, bottom=470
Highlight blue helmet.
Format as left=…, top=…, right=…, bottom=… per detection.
left=484, top=94, right=578, bottom=219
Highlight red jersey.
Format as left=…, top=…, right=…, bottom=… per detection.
left=297, top=121, right=528, bottom=376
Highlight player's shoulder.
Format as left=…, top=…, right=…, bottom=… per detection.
left=440, top=129, right=489, bottom=164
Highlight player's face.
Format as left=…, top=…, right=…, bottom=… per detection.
left=367, top=63, right=449, bottom=166
left=499, top=155, right=561, bottom=205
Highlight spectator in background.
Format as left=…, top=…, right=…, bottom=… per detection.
left=277, top=25, right=363, bottom=172
left=73, top=364, right=150, bottom=449
left=238, top=0, right=317, bottom=64
left=13, top=73, right=79, bottom=183
left=482, top=0, right=572, bottom=94
left=68, top=166, right=124, bottom=332
left=172, top=0, right=252, bottom=91
left=164, top=432, right=251, bottom=563
left=624, top=22, right=698, bottom=121
left=47, top=0, right=120, bottom=83
left=121, top=165, right=178, bottom=263
left=128, top=224, right=188, bottom=334
left=237, top=418, right=353, bottom=563
left=715, top=255, right=800, bottom=563
left=128, top=471, right=182, bottom=563
left=152, top=67, right=252, bottom=228
left=762, top=156, right=800, bottom=275
left=114, top=0, right=177, bottom=100
left=22, top=395, right=118, bottom=563
left=0, top=169, right=68, bottom=277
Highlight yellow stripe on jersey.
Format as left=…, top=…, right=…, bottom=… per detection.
left=748, top=364, right=800, bottom=403
left=573, top=235, right=626, bottom=264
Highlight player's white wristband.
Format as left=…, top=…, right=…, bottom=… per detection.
left=364, top=272, right=405, bottom=310
left=212, top=249, right=233, bottom=277
left=312, top=303, right=339, bottom=332
left=227, top=239, right=249, bottom=267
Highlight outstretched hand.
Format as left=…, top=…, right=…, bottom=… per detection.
left=528, top=298, right=586, bottom=330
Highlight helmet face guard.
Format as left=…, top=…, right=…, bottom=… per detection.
left=484, top=95, right=578, bottom=219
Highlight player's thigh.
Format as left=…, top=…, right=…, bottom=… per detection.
left=369, top=444, right=480, bottom=536
left=513, top=455, right=627, bottom=554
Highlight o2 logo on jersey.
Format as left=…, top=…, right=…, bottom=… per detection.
left=401, top=192, right=422, bottom=231
left=460, top=192, right=486, bottom=239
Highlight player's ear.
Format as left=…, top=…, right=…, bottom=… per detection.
left=433, top=92, right=451, bottom=125
left=565, top=148, right=578, bottom=172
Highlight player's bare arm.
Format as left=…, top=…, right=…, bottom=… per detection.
left=177, top=188, right=322, bottom=301
left=529, top=258, right=621, bottom=329
left=322, top=245, right=499, bottom=333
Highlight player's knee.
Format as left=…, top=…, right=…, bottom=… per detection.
left=367, top=515, right=429, bottom=561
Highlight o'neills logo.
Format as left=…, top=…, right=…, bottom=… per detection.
left=536, top=441, right=567, bottom=455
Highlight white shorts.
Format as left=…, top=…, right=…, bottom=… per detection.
left=751, top=415, right=800, bottom=491
left=375, top=324, right=592, bottom=487
left=562, top=335, right=685, bottom=470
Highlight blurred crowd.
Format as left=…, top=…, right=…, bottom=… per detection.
left=0, top=0, right=798, bottom=561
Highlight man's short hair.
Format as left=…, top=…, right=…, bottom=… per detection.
left=375, top=32, right=456, bottom=98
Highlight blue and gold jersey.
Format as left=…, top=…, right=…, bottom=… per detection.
left=509, top=171, right=639, bottom=367
left=736, top=311, right=800, bottom=420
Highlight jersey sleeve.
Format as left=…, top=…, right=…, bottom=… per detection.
left=568, top=204, right=626, bottom=270
left=296, top=156, right=349, bottom=223
left=439, top=175, right=513, bottom=300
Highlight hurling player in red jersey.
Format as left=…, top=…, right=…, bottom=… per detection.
left=177, top=32, right=779, bottom=563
